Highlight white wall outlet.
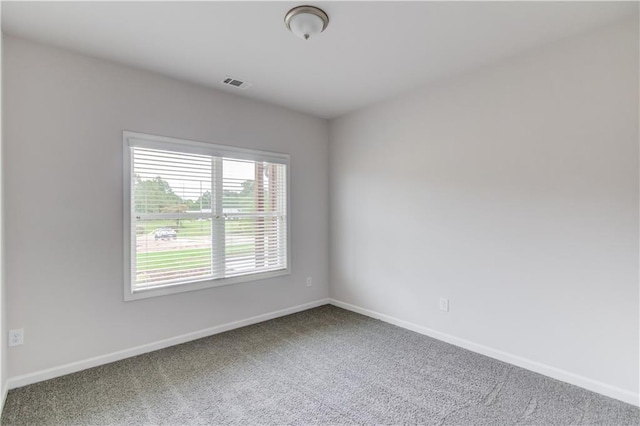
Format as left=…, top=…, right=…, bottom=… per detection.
left=439, top=298, right=449, bottom=312
left=9, top=328, right=24, bottom=347
left=306, top=276, right=313, bottom=287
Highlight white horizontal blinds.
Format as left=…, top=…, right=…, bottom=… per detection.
left=130, top=141, right=288, bottom=291
left=131, top=147, right=216, bottom=288
left=221, top=159, right=288, bottom=277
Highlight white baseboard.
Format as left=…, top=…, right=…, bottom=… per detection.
left=7, top=298, right=330, bottom=390
left=329, top=298, right=639, bottom=407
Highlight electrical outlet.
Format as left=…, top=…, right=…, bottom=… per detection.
left=306, top=276, right=313, bottom=287
left=9, top=329, right=24, bottom=347
left=439, top=298, right=449, bottom=312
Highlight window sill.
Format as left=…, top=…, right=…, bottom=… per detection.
left=124, top=268, right=291, bottom=301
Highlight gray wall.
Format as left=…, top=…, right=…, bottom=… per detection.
left=329, top=19, right=639, bottom=395
left=3, top=36, right=329, bottom=377
left=1, top=22, right=6, bottom=399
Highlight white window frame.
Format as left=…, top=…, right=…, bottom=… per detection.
left=123, top=131, right=291, bottom=301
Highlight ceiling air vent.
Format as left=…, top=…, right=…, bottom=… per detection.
left=222, top=76, right=252, bottom=89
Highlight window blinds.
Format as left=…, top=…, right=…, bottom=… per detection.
left=130, top=144, right=288, bottom=291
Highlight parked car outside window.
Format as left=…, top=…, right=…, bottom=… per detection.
left=154, top=228, right=177, bottom=240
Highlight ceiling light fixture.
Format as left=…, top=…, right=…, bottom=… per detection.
left=285, top=5, right=329, bottom=40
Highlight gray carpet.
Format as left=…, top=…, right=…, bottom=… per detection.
left=1, top=305, right=638, bottom=425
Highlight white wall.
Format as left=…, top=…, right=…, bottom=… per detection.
left=3, top=36, right=329, bottom=378
left=330, top=18, right=639, bottom=401
left=0, top=12, right=6, bottom=407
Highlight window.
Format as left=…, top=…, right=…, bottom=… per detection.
left=123, top=132, right=290, bottom=300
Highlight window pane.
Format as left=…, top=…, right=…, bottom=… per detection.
left=222, top=159, right=287, bottom=277
left=133, top=148, right=212, bottom=214
left=222, top=158, right=255, bottom=212
left=225, top=216, right=286, bottom=277
left=134, top=218, right=215, bottom=287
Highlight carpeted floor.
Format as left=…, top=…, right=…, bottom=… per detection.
left=2, top=305, right=638, bottom=425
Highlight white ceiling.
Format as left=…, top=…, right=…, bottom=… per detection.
left=2, top=1, right=637, bottom=119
